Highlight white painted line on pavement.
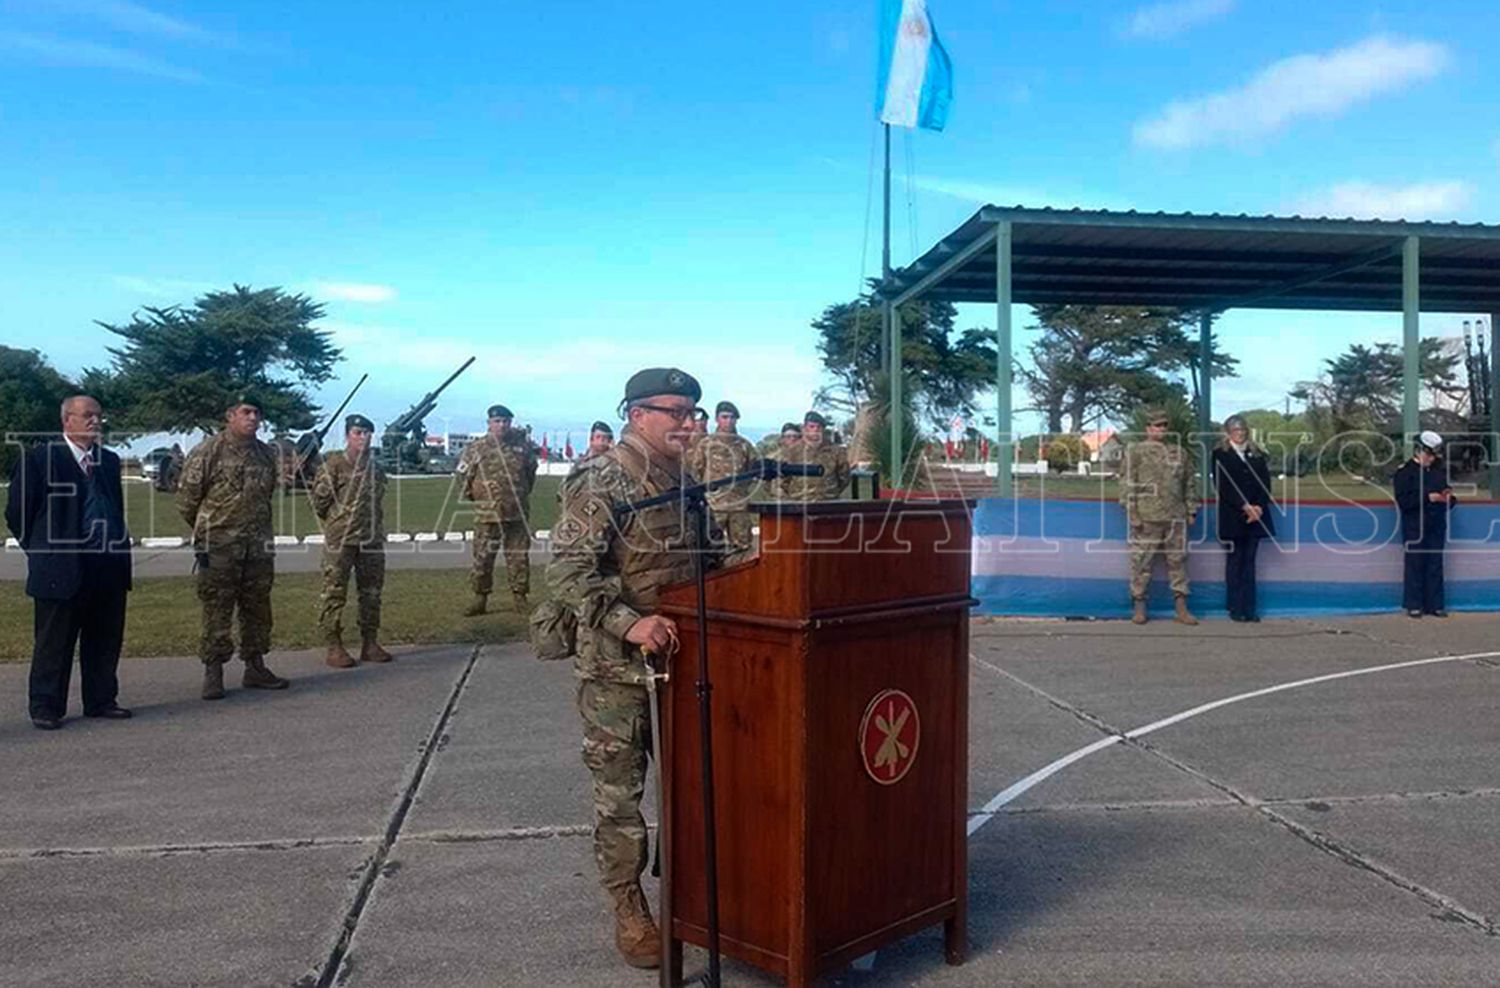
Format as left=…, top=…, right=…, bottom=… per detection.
left=967, top=650, right=1500, bottom=837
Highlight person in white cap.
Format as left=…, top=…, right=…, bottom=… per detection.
left=1392, top=431, right=1458, bottom=618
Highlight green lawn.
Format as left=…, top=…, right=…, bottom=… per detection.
left=19, top=474, right=566, bottom=542
left=0, top=568, right=542, bottom=662
left=996, top=472, right=1446, bottom=503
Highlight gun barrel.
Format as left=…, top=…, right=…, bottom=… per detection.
left=314, top=373, right=370, bottom=444
left=383, top=357, right=476, bottom=435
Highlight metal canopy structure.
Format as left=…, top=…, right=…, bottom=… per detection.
left=874, top=206, right=1500, bottom=496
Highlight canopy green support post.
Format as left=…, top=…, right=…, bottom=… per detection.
left=995, top=219, right=1014, bottom=497
left=1491, top=312, right=1499, bottom=499
left=1402, top=236, right=1421, bottom=441
left=887, top=300, right=903, bottom=486
left=1198, top=312, right=1214, bottom=502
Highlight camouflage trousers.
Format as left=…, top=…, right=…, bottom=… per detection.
left=471, top=519, right=531, bottom=597
left=318, top=543, right=386, bottom=643
left=577, top=679, right=652, bottom=892
left=1128, top=519, right=1191, bottom=600
left=195, top=543, right=274, bottom=666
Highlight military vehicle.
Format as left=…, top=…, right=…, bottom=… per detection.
left=376, top=357, right=475, bottom=474
left=273, top=374, right=369, bottom=491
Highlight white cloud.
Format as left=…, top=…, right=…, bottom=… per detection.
left=913, top=175, right=1130, bottom=211
left=1292, top=180, right=1474, bottom=221
left=0, top=31, right=204, bottom=82
left=1134, top=35, right=1449, bottom=150
left=1124, top=0, right=1235, bottom=41
left=313, top=282, right=398, bottom=304
left=61, top=0, right=218, bottom=42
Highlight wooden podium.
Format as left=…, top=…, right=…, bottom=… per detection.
left=656, top=499, right=973, bottom=986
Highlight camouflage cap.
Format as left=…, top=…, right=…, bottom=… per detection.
left=590, top=420, right=613, bottom=436
left=487, top=404, right=514, bottom=419
left=715, top=400, right=740, bottom=418
left=623, top=367, right=701, bottom=404
left=345, top=413, right=374, bottom=432
left=803, top=411, right=828, bottom=427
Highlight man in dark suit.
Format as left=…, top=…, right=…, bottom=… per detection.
left=1212, top=414, right=1276, bottom=622
left=4, top=395, right=134, bottom=729
left=1392, top=430, right=1457, bottom=618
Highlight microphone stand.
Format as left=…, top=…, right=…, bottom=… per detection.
left=616, top=459, right=823, bottom=988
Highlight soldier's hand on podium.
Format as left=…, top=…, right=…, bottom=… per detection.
left=628, top=614, right=679, bottom=656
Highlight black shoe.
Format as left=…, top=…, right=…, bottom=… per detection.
left=1229, top=614, right=1247, bottom=623
left=85, top=705, right=132, bottom=719
left=1428, top=609, right=1448, bottom=618
left=31, top=715, right=63, bottom=731
left=1248, top=614, right=1261, bottom=623
left=1407, top=609, right=1423, bottom=619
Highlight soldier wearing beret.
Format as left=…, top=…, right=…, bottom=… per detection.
left=310, top=414, right=392, bottom=668
left=457, top=404, right=539, bottom=615
left=779, top=411, right=851, bottom=502
left=586, top=421, right=615, bottom=459
left=685, top=399, right=759, bottom=557
left=176, top=395, right=290, bottom=699
left=1120, top=407, right=1199, bottom=625
left=547, top=367, right=721, bottom=970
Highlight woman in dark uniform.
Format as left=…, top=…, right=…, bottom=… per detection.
left=1212, top=414, right=1275, bottom=622
left=1392, top=431, right=1458, bottom=618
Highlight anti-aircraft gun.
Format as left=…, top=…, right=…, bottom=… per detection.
left=1460, top=319, right=1494, bottom=476
left=274, top=373, right=369, bottom=491
left=376, top=357, right=475, bottom=474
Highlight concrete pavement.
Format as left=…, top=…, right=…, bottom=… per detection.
left=2, top=615, right=1498, bottom=985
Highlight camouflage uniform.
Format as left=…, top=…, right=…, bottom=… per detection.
left=458, top=430, right=538, bottom=598
left=176, top=432, right=279, bottom=666
left=548, top=431, right=717, bottom=893
left=778, top=440, right=852, bottom=502
left=310, top=450, right=387, bottom=643
left=686, top=430, right=759, bottom=555
left=1120, top=437, right=1199, bottom=600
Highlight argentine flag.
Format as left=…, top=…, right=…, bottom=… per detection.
left=876, top=0, right=953, bottom=131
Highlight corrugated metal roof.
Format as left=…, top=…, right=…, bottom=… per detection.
left=876, top=206, right=1500, bottom=313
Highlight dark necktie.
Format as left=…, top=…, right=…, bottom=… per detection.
left=81, top=451, right=93, bottom=479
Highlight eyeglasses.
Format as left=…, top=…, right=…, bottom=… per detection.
left=635, top=403, right=704, bottom=423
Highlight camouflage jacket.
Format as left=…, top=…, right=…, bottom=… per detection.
left=176, top=432, right=278, bottom=550
left=310, top=451, right=387, bottom=549
left=457, top=431, right=538, bottom=523
left=1120, top=439, right=1199, bottom=524
left=547, top=431, right=719, bottom=684
left=686, top=431, right=758, bottom=511
left=778, top=441, right=851, bottom=502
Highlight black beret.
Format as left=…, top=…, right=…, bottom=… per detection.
left=345, top=413, right=374, bottom=432
left=487, top=404, right=513, bottom=419
left=803, top=411, right=828, bottom=427
left=226, top=393, right=261, bottom=411
left=780, top=422, right=802, bottom=434
left=590, top=420, right=613, bottom=436
left=715, top=400, right=740, bottom=418
left=623, top=367, right=701, bottom=404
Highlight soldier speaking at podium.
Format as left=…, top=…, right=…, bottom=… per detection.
left=547, top=367, right=720, bottom=970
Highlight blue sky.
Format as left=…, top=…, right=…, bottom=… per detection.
left=3, top=0, right=1498, bottom=442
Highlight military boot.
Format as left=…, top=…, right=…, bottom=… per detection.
left=242, top=655, right=290, bottom=689
left=1174, top=595, right=1199, bottom=626
left=325, top=640, right=356, bottom=669
left=202, top=662, right=226, bottom=701
left=463, top=593, right=488, bottom=617
left=1131, top=600, right=1148, bottom=625
left=360, top=635, right=393, bottom=663
left=609, top=883, right=661, bottom=970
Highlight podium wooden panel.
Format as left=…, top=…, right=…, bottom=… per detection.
left=657, top=499, right=973, bottom=986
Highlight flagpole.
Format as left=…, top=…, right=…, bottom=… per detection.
left=882, top=123, right=901, bottom=485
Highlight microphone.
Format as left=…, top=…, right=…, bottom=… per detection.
left=755, top=458, right=825, bottom=478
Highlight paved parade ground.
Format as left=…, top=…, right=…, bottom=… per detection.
left=3, top=615, right=1499, bottom=986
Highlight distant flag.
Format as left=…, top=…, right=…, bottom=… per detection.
left=876, top=0, right=953, bottom=131
left=564, top=433, right=575, bottom=459
left=540, top=433, right=551, bottom=460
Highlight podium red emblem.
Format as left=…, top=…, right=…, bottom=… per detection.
left=859, top=689, right=920, bottom=785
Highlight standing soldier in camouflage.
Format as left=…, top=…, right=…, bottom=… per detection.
left=176, top=396, right=290, bottom=699
left=457, top=404, right=538, bottom=615
left=780, top=411, right=852, bottom=501
left=310, top=414, right=392, bottom=669
left=548, top=367, right=718, bottom=970
left=585, top=420, right=614, bottom=460
left=686, top=400, right=759, bottom=557
left=1120, top=408, right=1199, bottom=625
